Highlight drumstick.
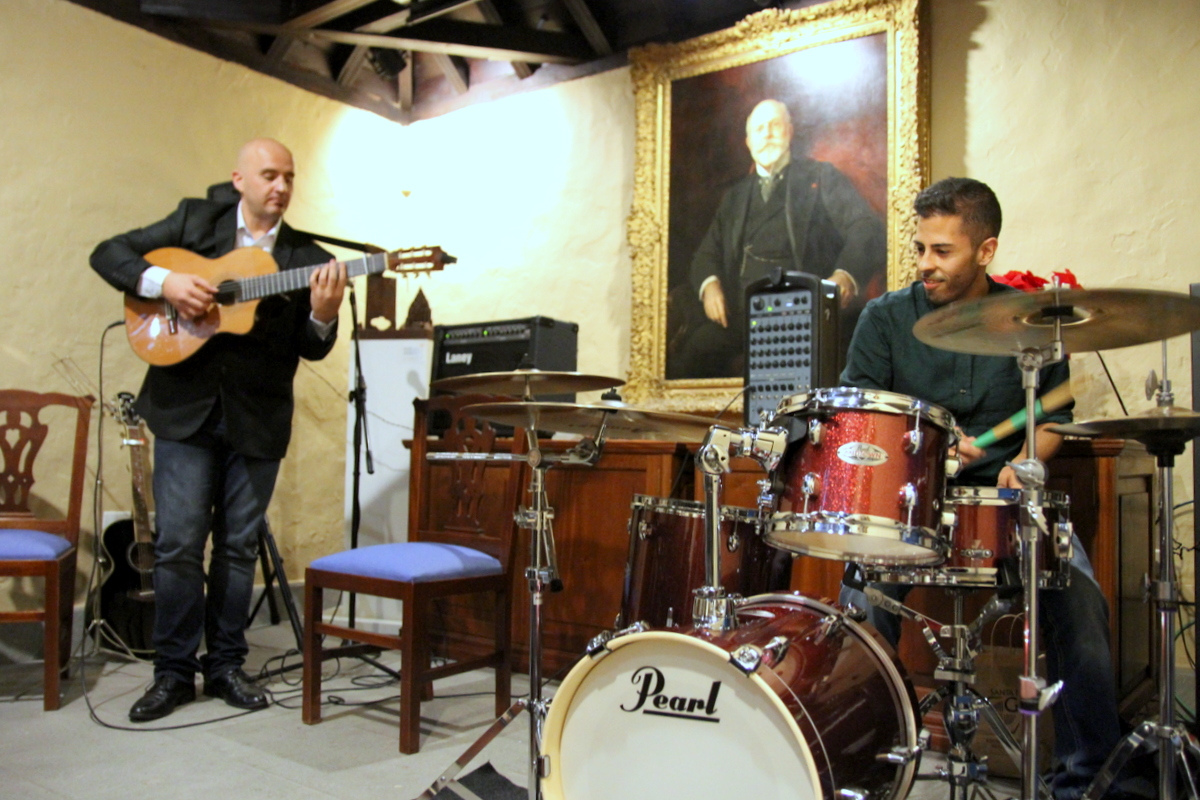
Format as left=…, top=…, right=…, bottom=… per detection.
left=971, top=382, right=1074, bottom=449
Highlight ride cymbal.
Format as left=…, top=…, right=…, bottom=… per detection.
left=913, top=288, right=1200, bottom=356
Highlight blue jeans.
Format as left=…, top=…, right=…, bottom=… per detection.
left=151, top=418, right=280, bottom=682
left=840, top=539, right=1121, bottom=800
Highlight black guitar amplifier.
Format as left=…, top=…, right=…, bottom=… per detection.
left=744, top=272, right=841, bottom=426
left=432, top=316, right=578, bottom=389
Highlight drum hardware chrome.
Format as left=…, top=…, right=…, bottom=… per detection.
left=755, top=478, right=775, bottom=516
left=812, top=613, right=845, bottom=644
left=808, top=418, right=823, bottom=445
left=692, top=585, right=739, bottom=632
left=835, top=789, right=868, bottom=800
left=587, top=621, right=648, bottom=657
left=903, top=424, right=923, bottom=454
left=843, top=602, right=869, bottom=623
left=899, top=483, right=918, bottom=527
left=729, top=643, right=764, bottom=674
left=665, top=607, right=674, bottom=627
left=1054, top=521, right=1073, bottom=561
left=878, top=744, right=923, bottom=765
left=637, top=519, right=652, bottom=540
left=945, top=454, right=962, bottom=477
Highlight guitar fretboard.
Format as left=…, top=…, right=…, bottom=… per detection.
left=233, top=252, right=388, bottom=302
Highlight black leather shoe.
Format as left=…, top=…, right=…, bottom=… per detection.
left=129, top=675, right=196, bottom=722
left=203, top=668, right=268, bottom=710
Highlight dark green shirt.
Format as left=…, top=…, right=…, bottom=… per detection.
left=839, top=278, right=1073, bottom=486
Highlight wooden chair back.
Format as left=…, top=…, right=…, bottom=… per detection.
left=407, top=394, right=525, bottom=571
left=0, top=391, right=94, bottom=544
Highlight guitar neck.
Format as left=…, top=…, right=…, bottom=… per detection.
left=234, top=251, right=388, bottom=302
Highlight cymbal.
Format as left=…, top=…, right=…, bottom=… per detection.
left=431, top=369, right=624, bottom=397
left=913, top=288, right=1200, bottom=356
left=1050, top=405, right=1200, bottom=440
left=463, top=401, right=717, bottom=443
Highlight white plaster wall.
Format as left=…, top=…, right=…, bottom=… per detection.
left=929, top=0, right=1200, bottom=661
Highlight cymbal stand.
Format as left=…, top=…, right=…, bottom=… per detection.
left=1083, top=347, right=1200, bottom=799
left=413, top=419, right=605, bottom=800
left=1010, top=332, right=1067, bottom=800
left=694, top=423, right=787, bottom=631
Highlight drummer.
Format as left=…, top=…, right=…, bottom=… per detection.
left=838, top=177, right=1130, bottom=800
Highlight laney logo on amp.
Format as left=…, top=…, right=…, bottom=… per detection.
left=620, top=666, right=722, bottom=723
left=445, top=352, right=473, bottom=365
left=837, top=441, right=888, bottom=466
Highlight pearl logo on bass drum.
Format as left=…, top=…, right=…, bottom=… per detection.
left=620, top=666, right=722, bottom=723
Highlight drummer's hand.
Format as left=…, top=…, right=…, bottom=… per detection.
left=997, top=466, right=1021, bottom=489
left=952, top=431, right=985, bottom=466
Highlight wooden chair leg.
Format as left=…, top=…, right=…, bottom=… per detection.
left=42, top=561, right=61, bottom=711
left=399, top=594, right=421, bottom=754
left=58, top=553, right=77, bottom=679
left=302, top=577, right=322, bottom=725
left=495, top=585, right=512, bottom=717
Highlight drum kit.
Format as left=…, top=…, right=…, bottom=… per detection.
left=413, top=286, right=1200, bottom=800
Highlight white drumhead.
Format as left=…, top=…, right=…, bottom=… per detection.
left=542, top=631, right=821, bottom=800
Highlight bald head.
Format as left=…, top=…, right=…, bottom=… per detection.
left=745, top=100, right=793, bottom=172
left=232, top=138, right=295, bottom=234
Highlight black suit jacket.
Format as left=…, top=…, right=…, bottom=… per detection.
left=90, top=185, right=336, bottom=459
left=689, top=157, right=886, bottom=302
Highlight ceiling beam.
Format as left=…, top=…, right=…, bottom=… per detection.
left=203, top=18, right=588, bottom=64
left=561, top=0, right=612, bottom=56
left=265, top=0, right=379, bottom=64
left=429, top=53, right=469, bottom=95
left=477, top=0, right=531, bottom=79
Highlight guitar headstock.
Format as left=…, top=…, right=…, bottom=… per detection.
left=115, top=391, right=141, bottom=427
left=386, top=246, right=457, bottom=275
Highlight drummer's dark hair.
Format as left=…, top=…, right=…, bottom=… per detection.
left=914, top=177, right=1002, bottom=246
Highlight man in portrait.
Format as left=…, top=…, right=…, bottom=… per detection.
left=677, top=99, right=886, bottom=378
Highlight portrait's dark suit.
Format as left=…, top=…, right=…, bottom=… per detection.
left=90, top=182, right=335, bottom=459
left=677, top=157, right=886, bottom=378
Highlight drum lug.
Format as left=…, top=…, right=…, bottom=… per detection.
left=844, top=603, right=869, bottom=623
left=726, top=526, right=740, bottom=553
left=899, top=483, right=918, bottom=526
left=808, top=419, right=823, bottom=445
left=903, top=428, right=923, bottom=454
left=802, top=472, right=821, bottom=498
left=586, top=622, right=646, bottom=657
left=1056, top=520, right=1074, bottom=560
left=878, top=744, right=923, bottom=765
left=814, top=614, right=844, bottom=643
left=729, top=642, right=779, bottom=675
left=637, top=518, right=653, bottom=540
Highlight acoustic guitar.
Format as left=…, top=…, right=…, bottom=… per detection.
left=96, top=392, right=156, bottom=653
left=124, top=245, right=452, bottom=366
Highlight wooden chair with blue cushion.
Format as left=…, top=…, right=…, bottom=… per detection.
left=302, top=393, right=524, bottom=753
left=0, top=390, right=93, bottom=710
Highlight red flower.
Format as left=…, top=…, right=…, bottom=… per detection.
left=993, top=269, right=1082, bottom=292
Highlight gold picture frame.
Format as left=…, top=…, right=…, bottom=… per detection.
left=625, top=0, right=928, bottom=413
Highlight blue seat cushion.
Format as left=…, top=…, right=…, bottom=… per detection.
left=310, top=542, right=502, bottom=583
left=0, top=529, right=73, bottom=560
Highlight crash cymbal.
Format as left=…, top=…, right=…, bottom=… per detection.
left=431, top=369, right=624, bottom=398
left=1050, top=405, right=1200, bottom=440
left=463, top=401, right=717, bottom=443
left=913, top=288, right=1200, bottom=356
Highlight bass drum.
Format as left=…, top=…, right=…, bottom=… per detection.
left=542, top=594, right=919, bottom=800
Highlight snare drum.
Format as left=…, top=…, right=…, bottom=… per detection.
left=620, top=496, right=790, bottom=629
left=766, top=388, right=954, bottom=565
left=542, top=594, right=919, bottom=800
left=866, top=486, right=1074, bottom=589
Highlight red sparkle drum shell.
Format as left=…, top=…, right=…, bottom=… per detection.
left=620, top=496, right=791, bottom=629
left=866, top=486, right=1073, bottom=589
left=767, top=388, right=954, bottom=565
left=542, top=594, right=919, bottom=800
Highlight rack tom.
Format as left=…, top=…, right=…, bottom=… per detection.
left=766, top=388, right=954, bottom=566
